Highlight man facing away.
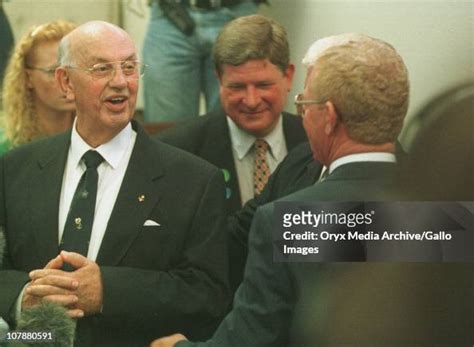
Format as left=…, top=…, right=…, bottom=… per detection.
left=0, top=21, right=229, bottom=346
left=152, top=33, right=412, bottom=346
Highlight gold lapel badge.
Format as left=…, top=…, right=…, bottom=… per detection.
left=138, top=195, right=145, bottom=203
left=75, top=217, right=83, bottom=230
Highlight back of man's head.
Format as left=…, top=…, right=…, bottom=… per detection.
left=304, top=33, right=409, bottom=144
left=213, top=14, right=289, bottom=76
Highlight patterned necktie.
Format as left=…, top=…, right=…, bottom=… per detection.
left=60, top=150, right=104, bottom=257
left=253, top=139, right=271, bottom=196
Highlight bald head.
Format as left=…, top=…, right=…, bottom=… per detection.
left=55, top=20, right=139, bottom=147
left=58, top=21, right=134, bottom=67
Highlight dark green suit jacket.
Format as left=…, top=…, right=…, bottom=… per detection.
left=0, top=121, right=229, bottom=346
left=157, top=111, right=308, bottom=215
left=180, top=161, right=473, bottom=346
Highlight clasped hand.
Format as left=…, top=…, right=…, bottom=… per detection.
left=22, top=251, right=103, bottom=319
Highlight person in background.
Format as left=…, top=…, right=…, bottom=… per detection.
left=158, top=15, right=307, bottom=216
left=0, top=20, right=76, bottom=155
left=142, top=0, right=266, bottom=122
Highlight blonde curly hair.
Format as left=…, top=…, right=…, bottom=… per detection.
left=1, top=20, right=76, bottom=148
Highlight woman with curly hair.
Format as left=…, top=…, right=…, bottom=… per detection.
left=0, top=19, right=76, bottom=154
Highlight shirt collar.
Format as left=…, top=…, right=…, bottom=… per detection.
left=70, top=119, right=135, bottom=169
left=329, top=152, right=396, bottom=174
left=227, top=114, right=284, bottom=160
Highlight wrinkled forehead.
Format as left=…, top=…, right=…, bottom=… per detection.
left=69, top=27, right=137, bottom=65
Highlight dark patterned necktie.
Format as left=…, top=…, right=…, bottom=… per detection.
left=253, top=139, right=271, bottom=196
left=60, top=150, right=104, bottom=257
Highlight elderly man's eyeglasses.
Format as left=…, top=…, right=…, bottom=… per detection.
left=26, top=65, right=58, bottom=77
left=294, top=93, right=326, bottom=116
left=67, top=60, right=146, bottom=80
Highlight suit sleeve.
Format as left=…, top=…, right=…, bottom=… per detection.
left=226, top=144, right=316, bottom=292
left=98, top=168, right=229, bottom=341
left=226, top=160, right=285, bottom=292
left=182, top=203, right=295, bottom=347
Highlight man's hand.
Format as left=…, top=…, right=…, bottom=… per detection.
left=28, top=251, right=103, bottom=316
left=22, top=254, right=82, bottom=318
left=150, top=333, right=188, bottom=347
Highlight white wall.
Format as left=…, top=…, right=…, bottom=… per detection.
left=3, top=0, right=120, bottom=38
left=258, top=0, right=473, bottom=141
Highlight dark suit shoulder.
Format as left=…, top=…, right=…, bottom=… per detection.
left=281, top=112, right=307, bottom=150
left=156, top=112, right=224, bottom=153
left=266, top=142, right=321, bottom=200
left=281, top=112, right=302, bottom=126
left=279, top=162, right=398, bottom=202
left=1, top=131, right=70, bottom=169
left=275, top=141, right=313, bottom=172
left=151, top=138, right=221, bottom=178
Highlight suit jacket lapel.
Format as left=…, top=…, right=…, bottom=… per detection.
left=200, top=113, right=242, bottom=212
left=30, top=133, right=70, bottom=266
left=97, top=122, right=164, bottom=265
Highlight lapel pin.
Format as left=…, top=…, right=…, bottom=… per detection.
left=138, top=195, right=145, bottom=203
left=75, top=217, right=82, bottom=230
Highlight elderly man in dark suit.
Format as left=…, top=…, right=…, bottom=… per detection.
left=151, top=33, right=419, bottom=347
left=0, top=21, right=229, bottom=346
left=157, top=15, right=307, bottom=215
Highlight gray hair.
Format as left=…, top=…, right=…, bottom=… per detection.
left=305, top=33, right=409, bottom=144
left=58, top=32, right=72, bottom=66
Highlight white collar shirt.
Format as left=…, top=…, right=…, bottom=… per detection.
left=329, top=152, right=397, bottom=175
left=227, top=115, right=287, bottom=205
left=58, top=120, right=136, bottom=261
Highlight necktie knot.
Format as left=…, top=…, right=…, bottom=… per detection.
left=254, top=138, right=269, bottom=153
left=82, top=150, right=104, bottom=169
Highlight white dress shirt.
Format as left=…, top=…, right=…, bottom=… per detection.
left=58, top=120, right=137, bottom=261
left=227, top=115, right=287, bottom=205
left=329, top=152, right=397, bottom=174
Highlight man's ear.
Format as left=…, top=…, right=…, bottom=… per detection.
left=324, top=101, right=339, bottom=135
left=56, top=67, right=75, bottom=101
